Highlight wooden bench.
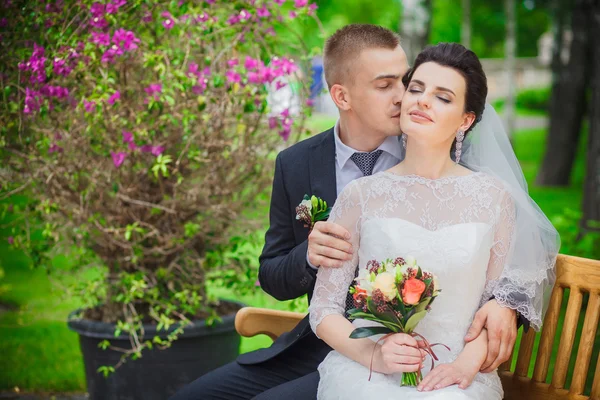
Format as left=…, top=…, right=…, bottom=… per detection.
left=235, top=254, right=600, bottom=399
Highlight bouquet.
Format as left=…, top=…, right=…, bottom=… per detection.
left=348, top=256, right=446, bottom=386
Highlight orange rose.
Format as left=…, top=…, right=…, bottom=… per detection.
left=402, top=278, right=426, bottom=305
left=352, top=287, right=368, bottom=301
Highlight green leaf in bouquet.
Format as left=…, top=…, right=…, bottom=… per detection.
left=416, top=266, right=423, bottom=279
left=404, top=310, right=428, bottom=333
left=347, top=312, right=399, bottom=331
left=349, top=326, right=393, bottom=339
left=415, top=297, right=432, bottom=313
left=367, top=299, right=404, bottom=330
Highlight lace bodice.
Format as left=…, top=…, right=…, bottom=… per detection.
left=309, top=171, right=516, bottom=336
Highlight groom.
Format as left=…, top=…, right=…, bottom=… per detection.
left=171, top=24, right=523, bottom=400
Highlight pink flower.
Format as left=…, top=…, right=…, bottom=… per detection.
left=239, top=9, right=251, bottom=21
left=265, top=27, right=276, bottom=37
left=83, top=100, right=96, bottom=113
left=90, top=31, right=110, bottom=46
left=111, top=151, right=127, bottom=168
left=227, top=58, right=239, bottom=68
left=108, top=91, right=120, bottom=105
left=268, top=117, right=278, bottom=129
left=257, top=6, right=270, bottom=18
left=244, top=57, right=261, bottom=70
left=90, top=2, right=105, bottom=17
left=279, top=127, right=291, bottom=141
left=306, top=98, right=314, bottom=107
left=308, top=3, right=318, bottom=14
left=227, top=14, right=240, bottom=25
left=122, top=130, right=133, bottom=143
left=142, top=11, right=153, bottom=23
left=145, top=83, right=162, bottom=99
left=195, top=13, right=209, bottom=23
left=281, top=108, right=290, bottom=118
left=106, top=0, right=126, bottom=14
left=225, top=70, right=241, bottom=84
left=140, top=144, right=153, bottom=153
left=7, top=236, right=14, bottom=245
left=151, top=145, right=165, bottom=156
left=294, top=0, right=308, bottom=7
left=48, top=143, right=63, bottom=153
left=254, top=279, right=261, bottom=287
left=128, top=142, right=138, bottom=151
left=273, top=0, right=286, bottom=4
left=205, top=0, right=215, bottom=3
left=275, top=81, right=287, bottom=90
left=162, top=13, right=175, bottom=29
left=112, top=28, right=140, bottom=51
left=90, top=16, right=109, bottom=29
left=53, top=58, right=72, bottom=76
left=288, top=11, right=297, bottom=19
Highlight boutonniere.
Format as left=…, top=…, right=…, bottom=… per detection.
left=295, top=194, right=332, bottom=232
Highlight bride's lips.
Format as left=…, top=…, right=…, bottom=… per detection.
left=409, top=110, right=433, bottom=123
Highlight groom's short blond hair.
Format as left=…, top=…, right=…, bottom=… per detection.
left=323, top=24, right=402, bottom=89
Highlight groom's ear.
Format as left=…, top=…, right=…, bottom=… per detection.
left=329, top=83, right=351, bottom=111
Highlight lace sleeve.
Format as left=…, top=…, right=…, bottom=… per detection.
left=481, top=189, right=547, bottom=331
left=309, top=180, right=362, bottom=338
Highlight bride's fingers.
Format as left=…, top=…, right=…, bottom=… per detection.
left=386, top=353, right=422, bottom=365
left=432, top=375, right=457, bottom=390
left=417, top=369, right=440, bottom=391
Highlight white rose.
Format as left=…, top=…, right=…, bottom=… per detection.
left=355, top=269, right=373, bottom=295
left=300, top=199, right=312, bottom=211
left=372, top=272, right=398, bottom=301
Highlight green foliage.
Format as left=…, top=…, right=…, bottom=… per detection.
left=552, top=209, right=600, bottom=260
left=430, top=0, right=551, bottom=58
left=0, top=0, right=317, bottom=374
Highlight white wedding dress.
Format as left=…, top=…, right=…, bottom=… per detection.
left=309, top=171, right=514, bottom=400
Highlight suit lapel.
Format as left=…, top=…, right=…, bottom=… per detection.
left=308, top=128, right=337, bottom=208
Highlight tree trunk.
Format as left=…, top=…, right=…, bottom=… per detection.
left=582, top=1, right=600, bottom=230
left=461, top=0, right=471, bottom=49
left=536, top=0, right=590, bottom=186
left=400, top=0, right=432, bottom=64
left=504, top=0, right=517, bottom=142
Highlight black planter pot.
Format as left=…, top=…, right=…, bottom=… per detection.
left=67, top=300, right=243, bottom=400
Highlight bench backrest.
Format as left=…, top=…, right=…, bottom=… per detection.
left=499, top=254, right=600, bottom=400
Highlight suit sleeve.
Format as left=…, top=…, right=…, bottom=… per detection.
left=258, top=153, right=317, bottom=301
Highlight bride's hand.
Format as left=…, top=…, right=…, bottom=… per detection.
left=373, top=333, right=426, bottom=375
left=416, top=359, right=479, bottom=392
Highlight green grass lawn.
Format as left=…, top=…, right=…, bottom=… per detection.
left=0, top=112, right=593, bottom=393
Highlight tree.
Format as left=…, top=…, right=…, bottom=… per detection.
left=582, top=1, right=600, bottom=230
left=537, top=0, right=591, bottom=186
left=504, top=0, right=517, bottom=142
left=400, top=0, right=432, bottom=63
left=461, top=0, right=471, bottom=49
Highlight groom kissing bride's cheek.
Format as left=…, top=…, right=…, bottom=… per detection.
left=170, top=24, right=558, bottom=400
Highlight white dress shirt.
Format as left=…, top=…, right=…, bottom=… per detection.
left=307, top=121, right=403, bottom=268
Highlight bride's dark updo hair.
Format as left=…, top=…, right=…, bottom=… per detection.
left=402, top=42, right=488, bottom=135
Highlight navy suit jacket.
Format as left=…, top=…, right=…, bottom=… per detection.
left=237, top=128, right=337, bottom=365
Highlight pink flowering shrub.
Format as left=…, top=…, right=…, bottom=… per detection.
left=1, top=0, right=318, bottom=367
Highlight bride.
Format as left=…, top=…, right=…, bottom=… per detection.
left=309, top=43, right=559, bottom=399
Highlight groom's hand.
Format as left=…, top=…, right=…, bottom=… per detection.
left=307, top=221, right=353, bottom=268
left=464, top=299, right=517, bottom=373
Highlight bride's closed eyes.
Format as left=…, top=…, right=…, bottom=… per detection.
left=407, top=84, right=452, bottom=104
